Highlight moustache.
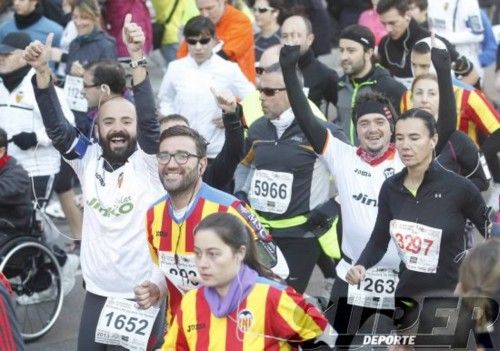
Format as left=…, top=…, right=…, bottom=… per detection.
left=106, top=131, right=130, bottom=141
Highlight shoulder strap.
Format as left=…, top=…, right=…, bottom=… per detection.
left=164, top=0, right=181, bottom=25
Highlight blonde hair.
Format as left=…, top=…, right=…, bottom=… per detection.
left=459, top=239, right=500, bottom=331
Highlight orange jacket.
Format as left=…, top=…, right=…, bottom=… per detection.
left=178, top=5, right=256, bottom=83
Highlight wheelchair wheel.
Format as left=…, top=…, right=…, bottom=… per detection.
left=0, top=237, right=63, bottom=341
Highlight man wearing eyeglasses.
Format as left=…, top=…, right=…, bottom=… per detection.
left=23, top=16, right=168, bottom=349
left=177, top=0, right=256, bottom=83
left=146, top=124, right=289, bottom=328
left=234, top=59, right=346, bottom=294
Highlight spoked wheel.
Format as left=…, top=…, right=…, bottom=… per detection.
left=0, top=238, right=63, bottom=341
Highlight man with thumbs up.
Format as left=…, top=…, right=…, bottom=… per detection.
left=24, top=15, right=167, bottom=350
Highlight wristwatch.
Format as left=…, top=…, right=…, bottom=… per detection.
left=129, top=57, right=147, bottom=68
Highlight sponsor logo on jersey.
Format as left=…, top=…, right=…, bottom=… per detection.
left=87, top=196, right=134, bottom=217
left=354, top=168, right=372, bottom=177
left=187, top=323, right=206, bottom=333
left=352, top=193, right=378, bottom=207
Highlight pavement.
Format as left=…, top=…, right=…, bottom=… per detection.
left=23, top=48, right=500, bottom=350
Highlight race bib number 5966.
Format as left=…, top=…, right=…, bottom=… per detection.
left=249, top=169, right=293, bottom=214
left=390, top=220, right=442, bottom=273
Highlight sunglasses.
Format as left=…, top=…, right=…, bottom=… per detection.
left=258, top=87, right=287, bottom=97
left=186, top=37, right=211, bottom=46
left=253, top=6, right=274, bottom=13
left=255, top=66, right=264, bottom=75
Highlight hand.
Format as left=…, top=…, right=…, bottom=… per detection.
left=50, top=47, right=64, bottom=62
left=122, top=13, right=144, bottom=59
left=210, top=86, right=237, bottom=113
left=279, top=45, right=301, bottom=69
left=134, top=281, right=161, bottom=309
left=211, top=117, right=225, bottom=129
left=345, top=265, right=366, bottom=285
left=12, top=132, right=37, bottom=150
left=69, top=60, right=84, bottom=77
left=23, top=32, right=53, bottom=71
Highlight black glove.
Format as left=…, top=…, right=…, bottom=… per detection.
left=279, top=45, right=301, bottom=70
left=12, top=132, right=37, bottom=150
left=234, top=191, right=249, bottom=205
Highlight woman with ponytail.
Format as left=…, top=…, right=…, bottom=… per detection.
left=163, top=213, right=328, bottom=350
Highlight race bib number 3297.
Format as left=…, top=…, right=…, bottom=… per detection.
left=390, top=220, right=442, bottom=273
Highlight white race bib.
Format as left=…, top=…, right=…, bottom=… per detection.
left=390, top=220, right=442, bottom=273
left=64, top=75, right=88, bottom=112
left=348, top=268, right=398, bottom=309
left=159, top=252, right=199, bottom=293
left=95, top=297, right=159, bottom=351
left=249, top=169, right=293, bottom=214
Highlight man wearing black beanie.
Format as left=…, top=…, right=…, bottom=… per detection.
left=336, top=24, right=406, bottom=144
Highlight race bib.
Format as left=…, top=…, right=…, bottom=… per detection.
left=64, top=75, right=88, bottom=112
left=249, top=169, right=293, bottom=214
left=159, top=252, right=199, bottom=293
left=348, top=268, right=398, bottom=309
left=95, top=297, right=159, bottom=351
left=390, top=220, right=442, bottom=273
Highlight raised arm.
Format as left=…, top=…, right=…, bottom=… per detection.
left=280, top=45, right=328, bottom=154
left=123, top=14, right=160, bottom=155
left=431, top=43, right=456, bottom=155
left=24, top=33, right=80, bottom=158
left=205, top=88, right=245, bottom=189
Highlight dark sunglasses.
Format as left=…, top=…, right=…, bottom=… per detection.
left=186, top=37, right=211, bottom=46
left=253, top=6, right=274, bottom=13
left=258, top=87, right=287, bottom=97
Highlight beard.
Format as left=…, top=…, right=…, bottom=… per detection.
left=100, top=130, right=137, bottom=166
left=343, top=56, right=366, bottom=77
left=159, top=162, right=201, bottom=197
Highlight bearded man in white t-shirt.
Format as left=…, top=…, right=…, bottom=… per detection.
left=23, top=15, right=167, bottom=350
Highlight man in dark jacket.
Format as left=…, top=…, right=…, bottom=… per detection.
left=0, top=127, right=32, bottom=232
left=281, top=14, right=338, bottom=114
left=336, top=24, right=406, bottom=144
left=376, top=0, right=477, bottom=88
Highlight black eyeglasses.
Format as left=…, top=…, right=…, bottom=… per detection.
left=253, top=6, right=274, bottom=13
left=157, top=151, right=201, bottom=165
left=186, top=37, right=211, bottom=46
left=257, top=87, right=287, bottom=97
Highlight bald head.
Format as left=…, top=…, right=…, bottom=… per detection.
left=98, top=97, right=136, bottom=120
left=281, top=15, right=314, bottom=54
left=259, top=45, right=282, bottom=69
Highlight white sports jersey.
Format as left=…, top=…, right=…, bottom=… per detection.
left=427, top=0, right=484, bottom=77
left=67, top=144, right=165, bottom=298
left=321, top=131, right=404, bottom=280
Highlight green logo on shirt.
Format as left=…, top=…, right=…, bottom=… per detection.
left=87, top=196, right=134, bottom=217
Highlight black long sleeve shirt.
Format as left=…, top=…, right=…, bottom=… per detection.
left=356, top=163, right=489, bottom=297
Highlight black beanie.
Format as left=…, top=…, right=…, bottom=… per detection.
left=339, top=24, right=376, bottom=49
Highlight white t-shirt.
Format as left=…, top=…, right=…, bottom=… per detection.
left=66, top=144, right=165, bottom=298
left=321, top=131, right=404, bottom=280
left=157, top=55, right=255, bottom=158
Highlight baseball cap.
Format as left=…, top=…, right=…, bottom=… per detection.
left=340, top=24, right=375, bottom=49
left=0, top=32, right=32, bottom=54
